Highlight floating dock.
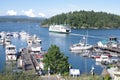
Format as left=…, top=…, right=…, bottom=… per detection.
left=21, top=48, right=36, bottom=74
left=93, top=45, right=120, bottom=56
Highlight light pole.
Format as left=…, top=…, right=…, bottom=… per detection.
left=48, top=67, right=50, bottom=76
left=91, top=65, right=94, bottom=76
left=69, top=65, right=71, bottom=76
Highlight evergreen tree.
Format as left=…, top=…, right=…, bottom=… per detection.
left=43, top=45, right=70, bottom=75
left=41, top=10, right=120, bottom=29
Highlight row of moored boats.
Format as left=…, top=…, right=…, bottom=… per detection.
left=0, top=31, right=44, bottom=74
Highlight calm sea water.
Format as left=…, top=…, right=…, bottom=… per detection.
left=0, top=22, right=120, bottom=75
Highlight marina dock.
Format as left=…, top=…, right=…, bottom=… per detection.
left=93, top=45, right=120, bottom=56
left=22, top=48, right=36, bottom=74
left=0, top=31, right=44, bottom=75
left=0, top=30, right=120, bottom=79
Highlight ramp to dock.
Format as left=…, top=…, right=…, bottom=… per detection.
left=22, top=48, right=36, bottom=74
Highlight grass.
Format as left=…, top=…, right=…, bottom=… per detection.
left=62, top=74, right=102, bottom=80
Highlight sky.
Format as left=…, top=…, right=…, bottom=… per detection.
left=0, top=0, right=120, bottom=18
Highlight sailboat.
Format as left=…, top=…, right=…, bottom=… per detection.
left=70, top=36, right=92, bottom=51
left=70, top=31, right=93, bottom=51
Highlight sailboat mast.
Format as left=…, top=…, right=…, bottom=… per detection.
left=86, top=30, right=88, bottom=45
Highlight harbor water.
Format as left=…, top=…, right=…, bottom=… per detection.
left=0, top=22, right=120, bottom=75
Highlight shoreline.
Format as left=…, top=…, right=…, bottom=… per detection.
left=41, top=24, right=120, bottom=30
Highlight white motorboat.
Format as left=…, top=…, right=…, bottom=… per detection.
left=113, top=70, right=120, bottom=80
left=29, top=44, right=42, bottom=54
left=5, top=44, right=17, bottom=61
left=0, top=31, right=6, bottom=39
left=19, top=31, right=29, bottom=40
left=12, top=32, right=19, bottom=38
left=0, top=38, right=4, bottom=45
left=4, top=38, right=11, bottom=45
left=95, top=54, right=110, bottom=62
left=0, top=32, right=6, bottom=45
left=27, top=34, right=42, bottom=46
left=70, top=36, right=92, bottom=51
left=33, top=34, right=42, bottom=44
left=49, top=24, right=71, bottom=34
left=97, top=37, right=119, bottom=48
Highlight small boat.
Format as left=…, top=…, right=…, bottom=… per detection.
left=12, top=32, right=19, bottom=38
left=70, top=36, right=92, bottom=51
left=0, top=32, right=5, bottom=45
left=4, top=38, right=11, bottom=46
left=0, top=31, right=6, bottom=39
left=33, top=34, right=42, bottom=44
left=0, top=38, right=4, bottom=45
left=49, top=24, right=71, bottom=34
left=6, top=32, right=13, bottom=38
left=29, top=44, right=42, bottom=54
left=19, top=31, right=29, bottom=40
left=97, top=37, right=119, bottom=48
left=113, top=69, right=120, bottom=80
left=5, top=44, right=17, bottom=61
left=27, top=34, right=42, bottom=46
left=95, top=54, right=110, bottom=62
left=32, top=54, right=44, bottom=70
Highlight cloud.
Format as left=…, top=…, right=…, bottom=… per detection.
left=22, top=9, right=36, bottom=17
left=70, top=4, right=78, bottom=8
left=68, top=4, right=80, bottom=10
left=38, top=13, right=46, bottom=17
left=6, top=10, right=17, bottom=16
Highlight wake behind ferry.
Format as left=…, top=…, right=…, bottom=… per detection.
left=49, top=24, right=71, bottom=34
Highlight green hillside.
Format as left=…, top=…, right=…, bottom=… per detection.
left=42, top=10, right=120, bottom=29
left=0, top=16, right=44, bottom=23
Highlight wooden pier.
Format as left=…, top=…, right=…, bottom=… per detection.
left=22, top=48, right=36, bottom=74
left=93, top=45, right=120, bottom=56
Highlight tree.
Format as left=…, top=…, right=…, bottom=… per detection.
left=42, top=10, right=120, bottom=29
left=43, top=45, right=70, bottom=75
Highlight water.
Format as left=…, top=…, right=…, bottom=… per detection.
left=0, top=22, right=120, bottom=75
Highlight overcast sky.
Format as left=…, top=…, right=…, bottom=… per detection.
left=0, top=0, right=120, bottom=18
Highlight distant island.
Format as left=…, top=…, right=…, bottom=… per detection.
left=41, top=10, right=120, bottom=29
left=0, top=15, right=44, bottom=23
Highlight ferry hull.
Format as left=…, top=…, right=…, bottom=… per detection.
left=49, top=24, right=71, bottom=34
left=49, top=30, right=70, bottom=34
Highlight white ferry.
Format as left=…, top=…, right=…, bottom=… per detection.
left=49, top=24, right=71, bottom=34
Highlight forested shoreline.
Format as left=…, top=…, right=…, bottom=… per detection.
left=0, top=16, right=44, bottom=23
left=42, top=10, right=120, bottom=29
